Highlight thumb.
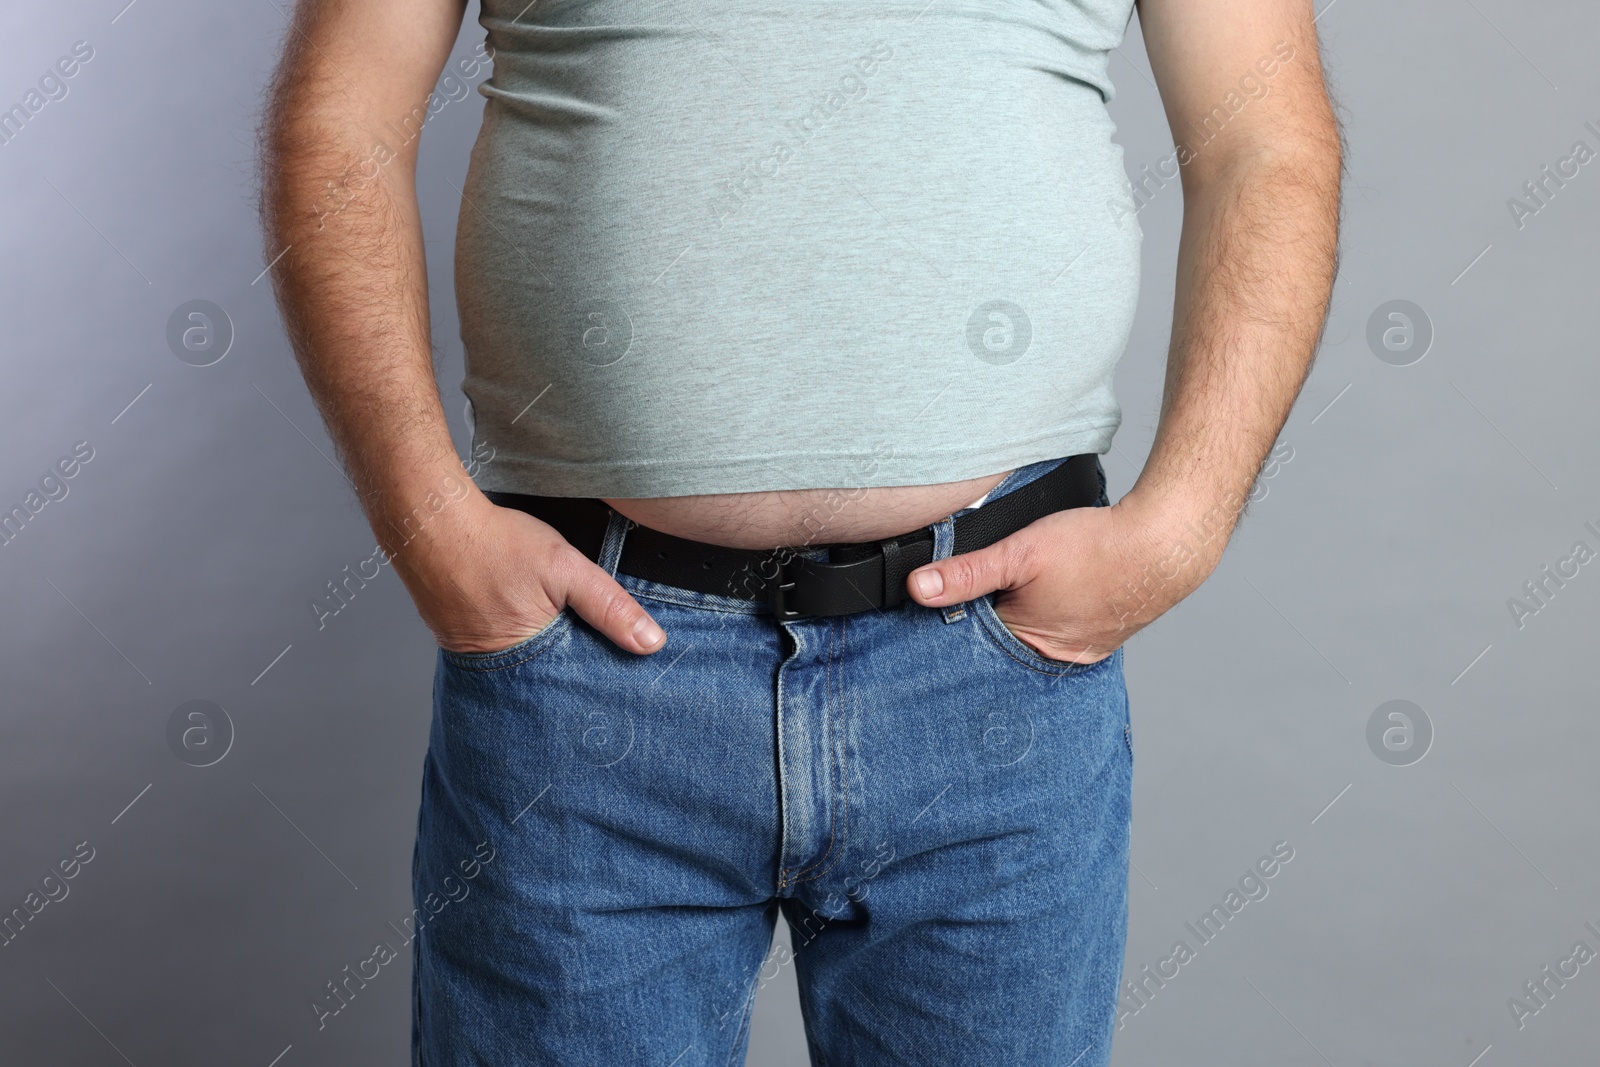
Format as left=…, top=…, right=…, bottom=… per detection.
left=554, top=550, right=667, bottom=654
left=906, top=537, right=1029, bottom=607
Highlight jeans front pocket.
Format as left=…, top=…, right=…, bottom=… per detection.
left=437, top=610, right=576, bottom=673
left=971, top=592, right=1118, bottom=678
left=964, top=465, right=1114, bottom=678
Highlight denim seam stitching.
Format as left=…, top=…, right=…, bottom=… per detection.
left=723, top=971, right=761, bottom=1067
left=798, top=630, right=852, bottom=883
left=793, top=617, right=848, bottom=884
left=774, top=629, right=796, bottom=892
left=796, top=615, right=850, bottom=885
left=789, top=620, right=842, bottom=881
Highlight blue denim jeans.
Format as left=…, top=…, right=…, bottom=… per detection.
left=412, top=456, right=1131, bottom=1065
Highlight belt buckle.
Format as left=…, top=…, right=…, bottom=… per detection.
left=768, top=542, right=895, bottom=620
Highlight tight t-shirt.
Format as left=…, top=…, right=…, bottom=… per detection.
left=455, top=0, right=1142, bottom=497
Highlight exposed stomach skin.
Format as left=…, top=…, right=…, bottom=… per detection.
left=603, top=470, right=1013, bottom=550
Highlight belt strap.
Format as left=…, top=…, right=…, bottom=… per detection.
left=485, top=453, right=1102, bottom=619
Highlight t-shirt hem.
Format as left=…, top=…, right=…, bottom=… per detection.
left=472, top=420, right=1120, bottom=498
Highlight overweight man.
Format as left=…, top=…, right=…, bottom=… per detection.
left=260, top=0, right=1339, bottom=1061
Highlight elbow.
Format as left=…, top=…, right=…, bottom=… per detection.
left=256, top=74, right=325, bottom=234
left=1180, top=127, right=1343, bottom=203
left=256, top=116, right=318, bottom=243
left=256, top=100, right=407, bottom=242
left=1178, top=90, right=1344, bottom=196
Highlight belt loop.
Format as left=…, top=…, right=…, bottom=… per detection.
left=930, top=516, right=955, bottom=562
left=596, top=509, right=632, bottom=578
left=928, top=515, right=967, bottom=624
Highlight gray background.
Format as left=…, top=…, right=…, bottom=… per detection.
left=2, top=1, right=1596, bottom=1064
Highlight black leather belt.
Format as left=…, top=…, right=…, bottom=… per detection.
left=485, top=453, right=1102, bottom=620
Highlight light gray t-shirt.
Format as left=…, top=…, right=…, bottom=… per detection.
left=456, top=0, right=1142, bottom=497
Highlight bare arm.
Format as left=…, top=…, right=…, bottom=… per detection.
left=259, top=0, right=665, bottom=654
left=260, top=0, right=465, bottom=527
left=1127, top=0, right=1342, bottom=539
left=907, top=0, right=1342, bottom=660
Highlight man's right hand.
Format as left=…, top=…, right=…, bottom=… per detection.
left=259, top=0, right=664, bottom=658
left=389, top=493, right=667, bottom=656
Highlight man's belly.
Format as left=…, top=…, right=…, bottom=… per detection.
left=456, top=7, right=1137, bottom=504
left=603, top=471, right=1012, bottom=550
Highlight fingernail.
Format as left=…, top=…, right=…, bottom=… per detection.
left=633, top=617, right=665, bottom=648
left=913, top=569, right=943, bottom=599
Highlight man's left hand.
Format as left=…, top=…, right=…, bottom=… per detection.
left=905, top=491, right=1227, bottom=664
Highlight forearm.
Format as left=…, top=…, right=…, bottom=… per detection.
left=259, top=14, right=474, bottom=556
left=905, top=147, right=1340, bottom=657
left=1126, top=142, right=1341, bottom=554
left=906, top=1, right=1342, bottom=656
